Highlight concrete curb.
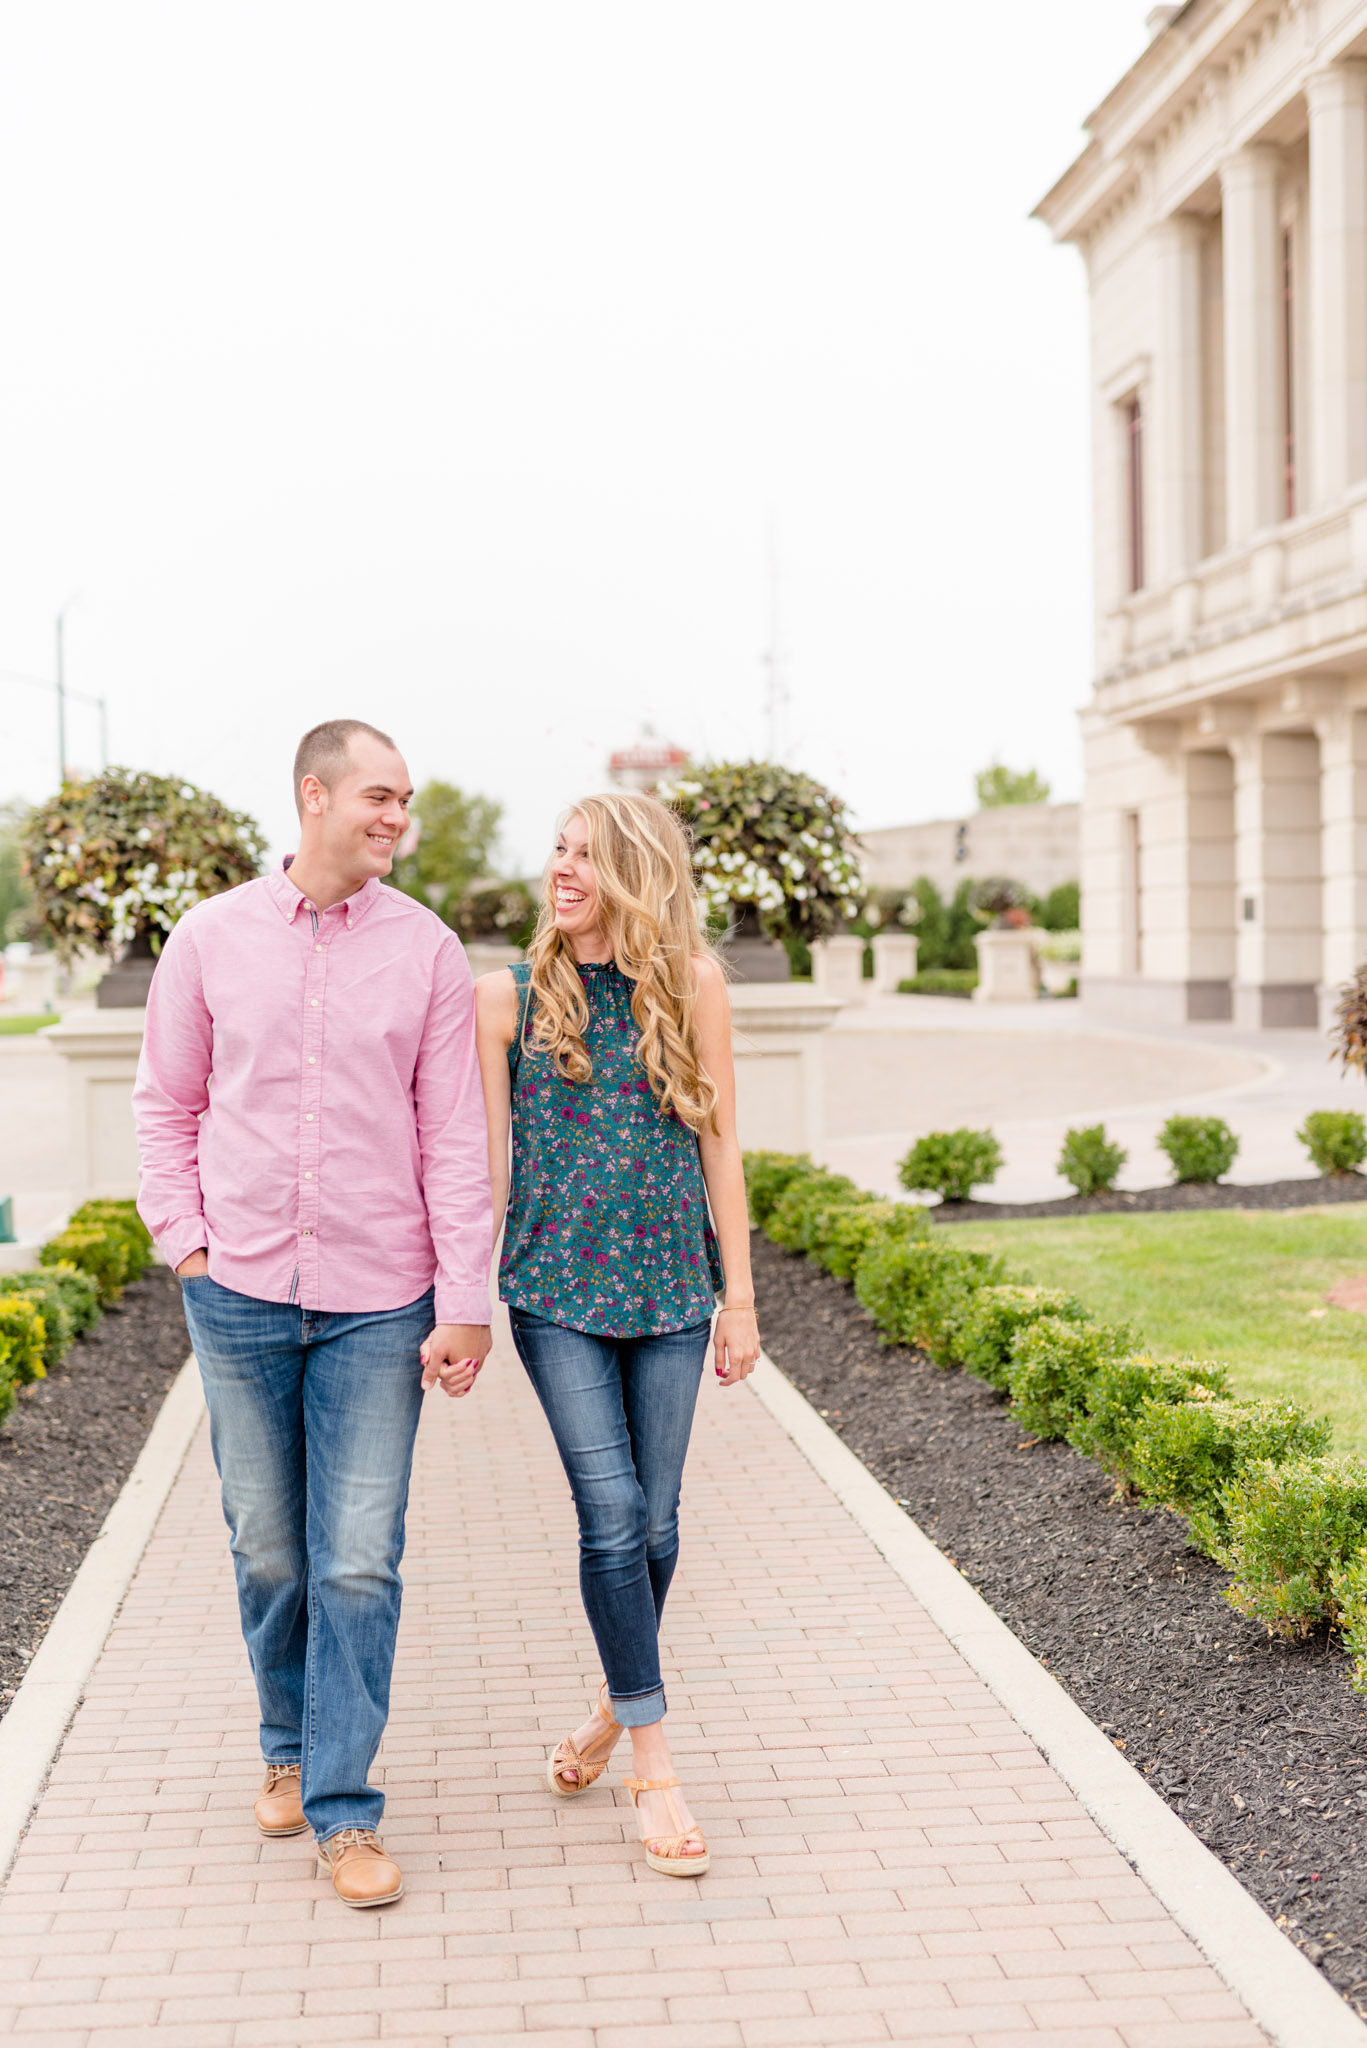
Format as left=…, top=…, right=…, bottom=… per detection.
left=748, top=1351, right=1367, bottom=2048
left=0, top=1353, right=205, bottom=1880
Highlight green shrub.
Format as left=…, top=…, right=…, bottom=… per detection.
left=896, top=970, right=978, bottom=998
left=34, top=1260, right=101, bottom=1338
left=1332, top=1550, right=1367, bottom=1694
left=0, top=1295, right=46, bottom=1395
left=1057, top=1124, right=1127, bottom=1197
left=854, top=1234, right=1007, bottom=1366
left=742, top=1151, right=819, bottom=1230
left=766, top=1171, right=862, bottom=1254
left=1221, top=1456, right=1367, bottom=1636
left=898, top=1127, right=1004, bottom=1204
left=1006, top=1317, right=1137, bottom=1440
left=69, top=1199, right=154, bottom=1279
left=1128, top=1397, right=1333, bottom=1554
left=0, top=1346, right=14, bottom=1427
left=806, top=1198, right=931, bottom=1283
left=951, top=1285, right=1091, bottom=1391
left=1067, top=1352, right=1231, bottom=1485
left=1156, top=1114, right=1239, bottom=1184
left=0, top=1272, right=74, bottom=1376
left=1297, top=1110, right=1367, bottom=1177
left=40, top=1225, right=131, bottom=1305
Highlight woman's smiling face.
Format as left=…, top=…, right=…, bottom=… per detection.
left=550, top=812, right=601, bottom=938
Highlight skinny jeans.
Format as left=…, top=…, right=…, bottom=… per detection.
left=508, top=1308, right=710, bottom=1726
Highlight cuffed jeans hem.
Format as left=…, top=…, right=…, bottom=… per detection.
left=609, top=1686, right=667, bottom=1727
left=314, top=1821, right=381, bottom=1844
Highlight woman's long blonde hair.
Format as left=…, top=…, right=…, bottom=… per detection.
left=525, top=790, right=720, bottom=1132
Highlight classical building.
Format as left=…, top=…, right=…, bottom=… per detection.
left=1037, top=0, right=1367, bottom=1026
left=860, top=801, right=1080, bottom=900
left=607, top=731, right=689, bottom=791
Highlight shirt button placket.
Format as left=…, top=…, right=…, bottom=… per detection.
left=300, top=914, right=328, bottom=1305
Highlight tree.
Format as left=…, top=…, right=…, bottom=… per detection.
left=389, top=781, right=503, bottom=923
left=0, top=800, right=36, bottom=947
left=659, top=759, right=865, bottom=946
left=24, top=768, right=266, bottom=960
left=975, top=763, right=1052, bottom=809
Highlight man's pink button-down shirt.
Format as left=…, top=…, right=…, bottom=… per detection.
left=132, top=864, right=493, bottom=1324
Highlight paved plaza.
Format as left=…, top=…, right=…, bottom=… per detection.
left=822, top=996, right=1360, bottom=1203
left=0, top=1314, right=1265, bottom=2047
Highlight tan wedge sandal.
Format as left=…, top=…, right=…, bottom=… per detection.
left=547, top=1681, right=623, bottom=1797
left=625, top=1775, right=711, bottom=1877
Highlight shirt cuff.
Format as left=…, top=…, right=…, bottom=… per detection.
left=433, top=1284, right=493, bottom=1328
left=155, top=1218, right=210, bottom=1274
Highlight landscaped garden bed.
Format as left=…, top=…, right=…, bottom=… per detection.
left=0, top=1202, right=191, bottom=1720
left=932, top=1169, right=1367, bottom=1222
left=753, top=1226, right=1367, bottom=2011
left=745, top=1143, right=1367, bottom=2011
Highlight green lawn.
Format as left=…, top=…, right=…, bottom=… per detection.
left=0, top=1014, right=52, bottom=1034
left=951, top=1205, right=1367, bottom=1456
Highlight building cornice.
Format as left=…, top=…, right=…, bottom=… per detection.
left=1034, top=0, right=1365, bottom=247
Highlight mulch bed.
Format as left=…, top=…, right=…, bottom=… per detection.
left=932, top=1171, right=1367, bottom=1223
left=0, top=1266, right=190, bottom=1718
left=752, top=1228, right=1367, bottom=2012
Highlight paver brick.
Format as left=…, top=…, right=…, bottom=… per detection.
left=0, top=1324, right=1270, bottom=2048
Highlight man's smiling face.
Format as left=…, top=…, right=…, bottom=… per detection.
left=309, top=731, right=414, bottom=883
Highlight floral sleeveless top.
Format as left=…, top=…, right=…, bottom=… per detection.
left=500, top=960, right=724, bottom=1337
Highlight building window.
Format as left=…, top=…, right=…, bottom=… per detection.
left=1125, top=396, right=1144, bottom=592
left=1282, top=229, right=1296, bottom=520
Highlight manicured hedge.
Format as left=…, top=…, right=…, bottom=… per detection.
left=744, top=1150, right=1367, bottom=1689
left=0, top=1203, right=144, bottom=1425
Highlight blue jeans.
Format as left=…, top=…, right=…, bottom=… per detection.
left=179, top=1275, right=431, bottom=1841
left=508, top=1309, right=710, bottom=1727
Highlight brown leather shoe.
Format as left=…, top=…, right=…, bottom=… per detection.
left=316, top=1827, right=404, bottom=1908
left=254, top=1762, right=306, bottom=1838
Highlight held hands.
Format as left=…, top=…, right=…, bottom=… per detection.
left=713, top=1303, right=761, bottom=1388
left=421, top=1322, right=493, bottom=1399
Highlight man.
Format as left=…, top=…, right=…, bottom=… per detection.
left=134, top=719, right=492, bottom=1908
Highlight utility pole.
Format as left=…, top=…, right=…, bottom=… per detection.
left=762, top=514, right=788, bottom=763
left=55, top=609, right=68, bottom=785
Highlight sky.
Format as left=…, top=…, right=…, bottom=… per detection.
left=0, top=2, right=1155, bottom=874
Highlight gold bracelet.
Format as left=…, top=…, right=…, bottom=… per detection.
left=720, top=1300, right=756, bottom=1311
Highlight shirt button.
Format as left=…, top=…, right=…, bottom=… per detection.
left=310, top=999, right=319, bottom=1007
left=304, top=1171, right=314, bottom=1180
left=302, top=1228, right=314, bottom=1237
left=305, top=1114, right=314, bottom=1122
left=307, top=1056, right=316, bottom=1065
left=315, top=944, right=323, bottom=953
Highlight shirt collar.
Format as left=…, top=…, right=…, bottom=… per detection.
left=266, top=859, right=384, bottom=929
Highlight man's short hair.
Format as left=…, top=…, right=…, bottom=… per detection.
left=293, top=719, right=398, bottom=815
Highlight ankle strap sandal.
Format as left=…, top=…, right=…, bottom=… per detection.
left=547, top=1680, right=623, bottom=1798
left=624, top=1774, right=711, bottom=1877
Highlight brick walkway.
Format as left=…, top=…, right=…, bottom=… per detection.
left=0, top=1322, right=1266, bottom=2047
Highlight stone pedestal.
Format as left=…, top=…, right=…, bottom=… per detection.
left=464, top=941, right=523, bottom=978
left=40, top=1010, right=146, bottom=1205
left=972, top=928, right=1038, bottom=1002
left=728, top=984, right=844, bottom=1156
left=872, top=933, right=918, bottom=992
left=811, top=935, right=866, bottom=1002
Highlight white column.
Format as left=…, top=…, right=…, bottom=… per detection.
left=1221, top=145, right=1283, bottom=541
left=1307, top=64, right=1367, bottom=505
left=810, top=934, right=867, bottom=1002
left=1317, top=707, right=1367, bottom=1010
left=39, top=1009, right=147, bottom=1205
left=1232, top=732, right=1322, bottom=1027
left=727, top=985, right=844, bottom=1156
left=1151, top=216, right=1206, bottom=581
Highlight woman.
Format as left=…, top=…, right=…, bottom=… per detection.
left=465, top=789, right=761, bottom=1877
